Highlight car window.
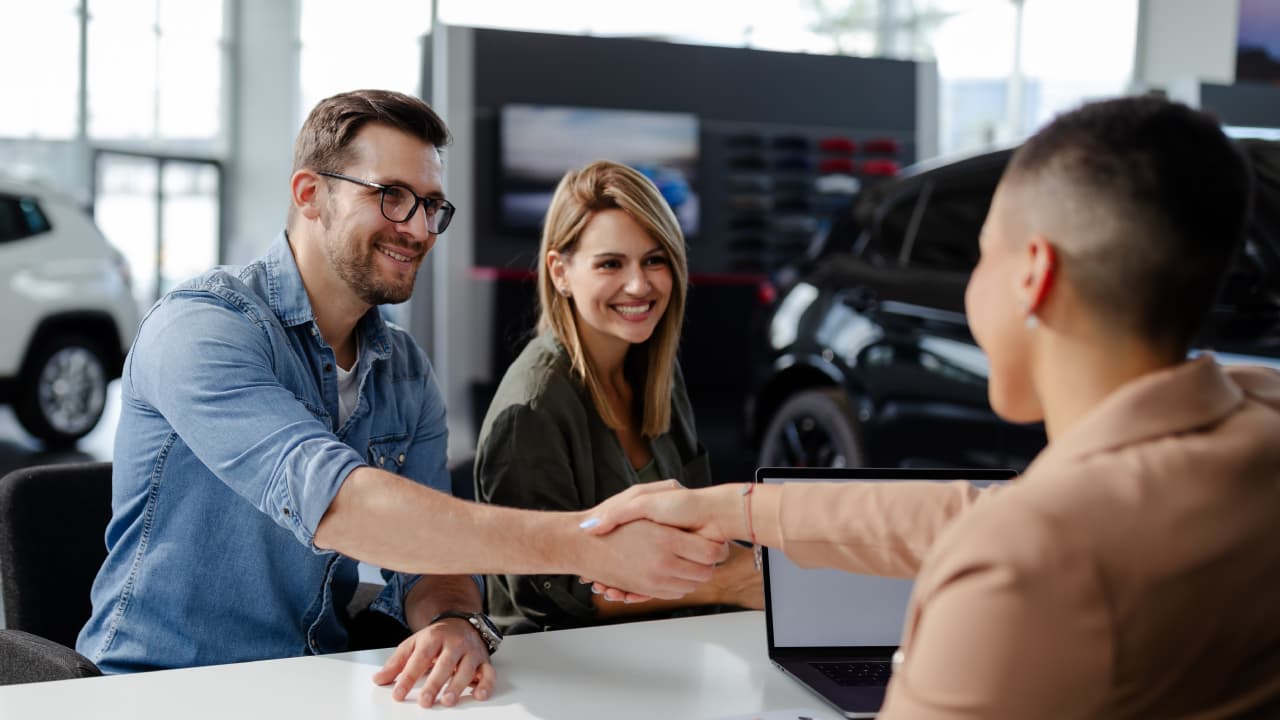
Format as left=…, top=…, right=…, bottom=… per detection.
left=858, top=190, right=917, bottom=266
left=905, top=182, right=998, bottom=275
left=0, top=194, right=52, bottom=243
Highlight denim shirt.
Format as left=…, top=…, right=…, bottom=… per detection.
left=78, top=232, right=451, bottom=673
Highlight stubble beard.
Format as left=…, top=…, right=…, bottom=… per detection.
left=326, top=229, right=422, bottom=307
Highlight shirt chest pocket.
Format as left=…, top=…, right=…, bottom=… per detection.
left=368, top=434, right=411, bottom=473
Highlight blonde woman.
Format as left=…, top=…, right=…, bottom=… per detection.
left=475, top=161, right=762, bottom=632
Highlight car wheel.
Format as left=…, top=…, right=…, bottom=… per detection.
left=16, top=333, right=109, bottom=447
left=759, top=388, right=865, bottom=468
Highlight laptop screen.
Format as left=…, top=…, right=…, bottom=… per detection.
left=760, top=467, right=1015, bottom=650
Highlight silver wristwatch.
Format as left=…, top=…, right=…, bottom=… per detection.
left=430, top=610, right=503, bottom=655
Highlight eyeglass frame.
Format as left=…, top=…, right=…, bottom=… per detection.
left=316, top=171, right=456, bottom=234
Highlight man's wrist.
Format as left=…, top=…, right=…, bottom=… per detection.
left=429, top=610, right=502, bottom=655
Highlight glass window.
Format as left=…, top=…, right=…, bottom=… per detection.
left=18, top=197, right=52, bottom=235
left=906, top=184, right=994, bottom=274
left=0, top=195, right=51, bottom=243
left=896, top=156, right=1006, bottom=275
left=157, top=0, right=224, bottom=140
left=159, top=161, right=219, bottom=295
left=88, top=0, right=159, bottom=140
left=88, top=0, right=224, bottom=144
left=95, top=153, right=220, bottom=305
left=300, top=0, right=431, bottom=120
left=863, top=189, right=919, bottom=267
left=0, top=196, right=27, bottom=243
left=95, top=154, right=159, bottom=305
left=0, top=0, right=80, bottom=139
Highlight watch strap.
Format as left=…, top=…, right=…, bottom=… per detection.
left=429, top=610, right=501, bottom=655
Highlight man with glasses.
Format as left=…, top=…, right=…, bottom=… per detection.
left=78, top=89, right=726, bottom=708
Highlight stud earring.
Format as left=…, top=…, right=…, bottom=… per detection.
left=1025, top=313, right=1039, bottom=329
left=559, top=286, right=571, bottom=297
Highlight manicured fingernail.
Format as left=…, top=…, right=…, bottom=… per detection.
left=591, top=586, right=601, bottom=594
left=476, top=688, right=489, bottom=700
left=443, top=693, right=457, bottom=705
left=579, top=517, right=600, bottom=529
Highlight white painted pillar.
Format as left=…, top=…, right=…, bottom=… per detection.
left=223, top=0, right=301, bottom=265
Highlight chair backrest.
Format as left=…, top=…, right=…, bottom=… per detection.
left=0, top=462, right=112, bottom=649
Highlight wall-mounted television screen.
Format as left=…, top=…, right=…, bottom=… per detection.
left=500, top=104, right=699, bottom=237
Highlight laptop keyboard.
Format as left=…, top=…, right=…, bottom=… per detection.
left=811, top=660, right=893, bottom=687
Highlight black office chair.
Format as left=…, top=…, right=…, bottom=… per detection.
left=0, top=461, right=111, bottom=682
left=0, top=461, right=113, bottom=648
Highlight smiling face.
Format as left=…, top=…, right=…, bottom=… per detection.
left=317, top=123, right=444, bottom=306
left=549, top=208, right=674, bottom=364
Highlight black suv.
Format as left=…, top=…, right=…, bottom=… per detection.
left=748, top=141, right=1280, bottom=470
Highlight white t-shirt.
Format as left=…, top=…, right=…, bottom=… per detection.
left=336, top=341, right=360, bottom=427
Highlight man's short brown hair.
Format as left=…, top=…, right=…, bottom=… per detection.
left=1005, top=96, right=1250, bottom=354
left=291, top=89, right=450, bottom=175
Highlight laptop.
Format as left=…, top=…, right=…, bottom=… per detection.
left=760, top=467, right=1017, bottom=718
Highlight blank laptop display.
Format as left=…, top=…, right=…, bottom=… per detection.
left=759, top=467, right=1016, bottom=718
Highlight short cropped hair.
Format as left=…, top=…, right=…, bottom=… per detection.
left=536, top=161, right=689, bottom=437
left=1006, top=96, right=1250, bottom=354
left=288, top=89, right=450, bottom=225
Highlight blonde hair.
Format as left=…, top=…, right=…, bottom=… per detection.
left=536, top=160, right=689, bottom=437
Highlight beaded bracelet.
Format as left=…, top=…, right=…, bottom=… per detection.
left=741, top=482, right=763, bottom=570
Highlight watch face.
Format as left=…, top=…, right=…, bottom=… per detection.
left=467, top=613, right=501, bottom=654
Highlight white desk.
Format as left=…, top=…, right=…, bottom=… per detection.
left=0, top=611, right=843, bottom=719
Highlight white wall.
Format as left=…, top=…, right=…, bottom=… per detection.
left=1133, top=0, right=1240, bottom=91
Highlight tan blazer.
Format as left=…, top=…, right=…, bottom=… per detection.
left=766, top=357, right=1280, bottom=718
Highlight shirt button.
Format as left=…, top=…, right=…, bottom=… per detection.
left=379, top=456, right=386, bottom=466
left=543, top=581, right=552, bottom=589
left=282, top=506, right=291, bottom=516
left=397, top=453, right=405, bottom=464
left=324, top=363, right=333, bottom=372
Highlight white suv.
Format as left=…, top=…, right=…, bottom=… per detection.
left=0, top=179, right=140, bottom=446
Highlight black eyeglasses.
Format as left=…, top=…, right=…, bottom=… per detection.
left=318, top=171, right=456, bottom=234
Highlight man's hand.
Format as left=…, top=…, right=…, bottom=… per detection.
left=372, top=617, right=495, bottom=708
left=704, top=542, right=766, bottom=609
left=576, top=509, right=729, bottom=600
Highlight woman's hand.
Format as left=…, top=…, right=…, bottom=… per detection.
left=579, top=480, right=742, bottom=542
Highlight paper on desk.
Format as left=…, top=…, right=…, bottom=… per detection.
left=714, top=709, right=828, bottom=720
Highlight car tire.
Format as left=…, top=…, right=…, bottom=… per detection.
left=758, top=387, right=865, bottom=468
left=15, top=333, right=110, bottom=447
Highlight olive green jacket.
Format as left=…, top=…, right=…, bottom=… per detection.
left=474, top=332, right=712, bottom=631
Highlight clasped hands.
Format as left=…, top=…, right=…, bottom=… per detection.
left=576, top=480, right=749, bottom=604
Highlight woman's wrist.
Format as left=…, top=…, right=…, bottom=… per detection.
left=708, top=483, right=750, bottom=542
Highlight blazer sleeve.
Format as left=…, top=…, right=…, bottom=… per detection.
left=881, top=501, right=1111, bottom=719
left=770, top=480, right=996, bottom=578
left=475, top=399, right=597, bottom=626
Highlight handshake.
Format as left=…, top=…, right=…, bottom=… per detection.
left=569, top=480, right=765, bottom=605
